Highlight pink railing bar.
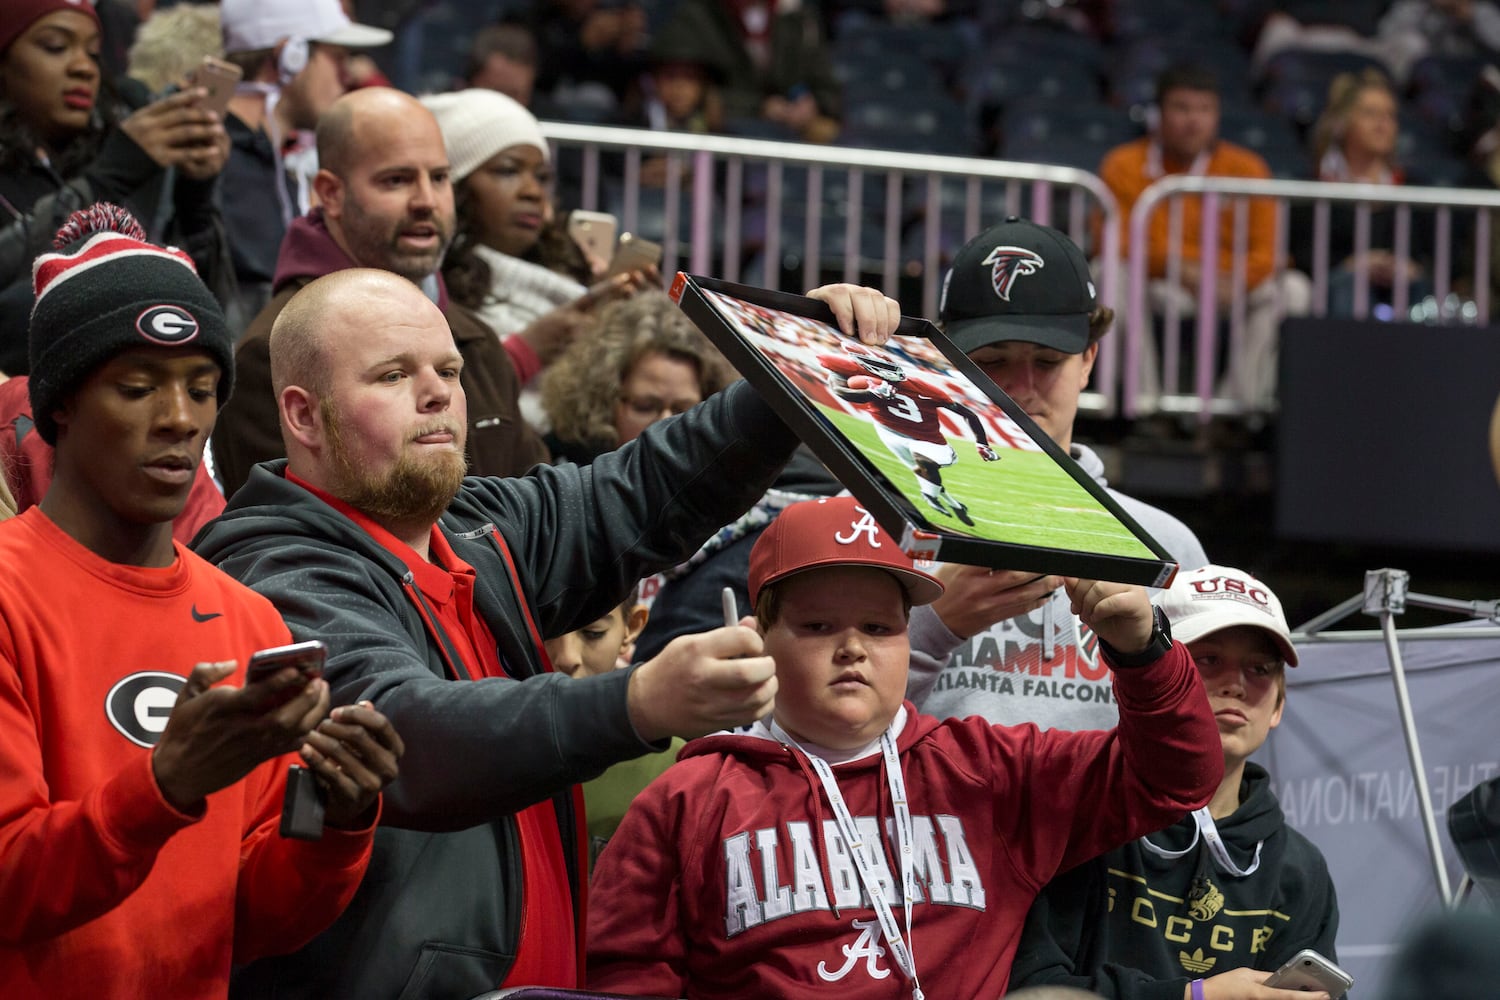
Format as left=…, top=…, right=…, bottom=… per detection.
left=1312, top=200, right=1330, bottom=316
left=1162, top=197, right=1185, bottom=400
left=1228, top=198, right=1249, bottom=398
left=580, top=146, right=600, bottom=212
left=662, top=154, right=683, bottom=276
left=1030, top=179, right=1051, bottom=228
left=1194, top=193, right=1220, bottom=420
left=1392, top=205, right=1411, bottom=318
left=844, top=170, right=864, bottom=285
left=763, top=162, right=782, bottom=288
left=1433, top=207, right=1451, bottom=305
left=722, top=159, right=743, bottom=283
left=689, top=150, right=714, bottom=278
left=922, top=175, right=943, bottom=318
left=1476, top=210, right=1491, bottom=324
left=620, top=148, right=641, bottom=238
left=1352, top=202, right=1372, bottom=320
left=803, top=165, right=823, bottom=293
left=883, top=172, right=902, bottom=297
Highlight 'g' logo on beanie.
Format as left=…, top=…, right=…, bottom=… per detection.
left=27, top=204, right=235, bottom=445
left=136, top=305, right=202, bottom=344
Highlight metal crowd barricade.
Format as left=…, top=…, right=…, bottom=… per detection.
left=1124, top=175, right=1500, bottom=419
left=537, top=122, right=1124, bottom=414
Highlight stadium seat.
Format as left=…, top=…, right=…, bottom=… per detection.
left=1260, top=48, right=1389, bottom=92
left=1113, top=3, right=1227, bottom=41
left=965, top=54, right=1097, bottom=126
left=970, top=25, right=1107, bottom=79
left=832, top=17, right=977, bottom=80
left=832, top=49, right=951, bottom=100
left=1274, top=0, right=1388, bottom=35
left=1003, top=101, right=1139, bottom=151
left=842, top=92, right=978, bottom=155
left=999, top=134, right=1121, bottom=172
left=1210, top=107, right=1310, bottom=177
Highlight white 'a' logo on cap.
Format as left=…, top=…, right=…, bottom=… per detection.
left=136, top=305, right=200, bottom=345
left=834, top=506, right=883, bottom=547
left=982, top=245, right=1044, bottom=302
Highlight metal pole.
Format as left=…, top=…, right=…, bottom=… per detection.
left=1366, top=569, right=1453, bottom=905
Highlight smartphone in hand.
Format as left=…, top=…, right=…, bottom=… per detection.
left=567, top=210, right=618, bottom=263
left=606, top=232, right=663, bottom=278
left=189, top=55, right=242, bottom=117
left=246, top=639, right=327, bottom=684
left=1262, top=949, right=1353, bottom=997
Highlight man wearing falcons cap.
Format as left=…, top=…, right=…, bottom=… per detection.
left=1010, top=565, right=1342, bottom=1000
left=902, top=217, right=1211, bottom=734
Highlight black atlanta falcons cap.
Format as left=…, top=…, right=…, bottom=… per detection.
left=938, top=216, right=1097, bottom=355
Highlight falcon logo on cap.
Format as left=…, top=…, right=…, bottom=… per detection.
left=982, top=245, right=1044, bottom=302
left=136, top=304, right=200, bottom=345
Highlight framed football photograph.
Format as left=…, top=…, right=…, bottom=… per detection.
left=669, top=273, right=1178, bottom=587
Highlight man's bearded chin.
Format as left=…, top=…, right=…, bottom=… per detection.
left=323, top=401, right=468, bottom=528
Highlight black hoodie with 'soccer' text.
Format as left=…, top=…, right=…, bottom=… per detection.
left=1009, top=763, right=1340, bottom=1000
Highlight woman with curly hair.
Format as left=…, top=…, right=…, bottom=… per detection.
left=540, top=289, right=734, bottom=463
left=0, top=0, right=232, bottom=376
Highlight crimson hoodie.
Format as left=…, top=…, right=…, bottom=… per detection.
left=587, top=640, right=1222, bottom=1000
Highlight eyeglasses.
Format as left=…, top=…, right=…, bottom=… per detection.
left=618, top=394, right=697, bottom=419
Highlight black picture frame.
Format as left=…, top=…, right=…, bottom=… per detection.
left=670, top=273, right=1178, bottom=587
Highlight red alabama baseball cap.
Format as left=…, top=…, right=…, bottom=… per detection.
left=748, top=496, right=945, bottom=607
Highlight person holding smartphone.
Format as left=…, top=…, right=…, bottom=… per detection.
left=422, top=88, right=657, bottom=428
left=0, top=206, right=404, bottom=998
left=0, top=0, right=234, bottom=377
left=1009, top=566, right=1342, bottom=1000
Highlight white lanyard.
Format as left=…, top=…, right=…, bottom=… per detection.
left=1140, top=806, right=1263, bottom=877
left=806, top=735, right=925, bottom=1000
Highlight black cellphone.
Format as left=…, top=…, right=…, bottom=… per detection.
left=246, top=639, right=327, bottom=684
left=279, top=764, right=327, bottom=840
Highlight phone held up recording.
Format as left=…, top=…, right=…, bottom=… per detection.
left=246, top=640, right=330, bottom=840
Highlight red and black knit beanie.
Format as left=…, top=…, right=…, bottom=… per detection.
left=0, top=0, right=101, bottom=56
left=28, top=204, right=234, bottom=445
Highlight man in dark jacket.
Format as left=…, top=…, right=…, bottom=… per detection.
left=195, top=266, right=901, bottom=999
left=210, top=86, right=547, bottom=496
left=1008, top=565, right=1341, bottom=1000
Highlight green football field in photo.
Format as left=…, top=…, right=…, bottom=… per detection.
left=821, top=408, right=1157, bottom=559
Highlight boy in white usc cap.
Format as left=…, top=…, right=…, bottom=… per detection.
left=587, top=496, right=1223, bottom=1000
left=1011, top=566, right=1341, bottom=1000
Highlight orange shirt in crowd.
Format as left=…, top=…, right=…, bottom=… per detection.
left=1099, top=137, right=1278, bottom=290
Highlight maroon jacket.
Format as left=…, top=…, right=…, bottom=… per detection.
left=209, top=211, right=548, bottom=497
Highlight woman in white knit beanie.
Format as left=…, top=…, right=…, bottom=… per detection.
left=419, top=89, right=651, bottom=428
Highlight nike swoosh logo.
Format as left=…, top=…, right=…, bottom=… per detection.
left=191, top=606, right=222, bottom=623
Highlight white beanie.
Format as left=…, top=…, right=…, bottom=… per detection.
left=419, top=89, right=549, bottom=183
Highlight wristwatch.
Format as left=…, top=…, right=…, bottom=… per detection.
left=1099, top=606, right=1173, bottom=669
